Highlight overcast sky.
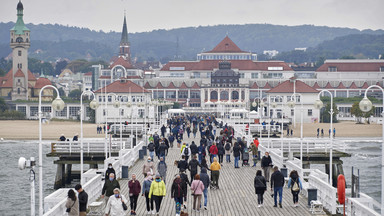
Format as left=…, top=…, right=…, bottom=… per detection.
left=1, top=0, right=383, bottom=33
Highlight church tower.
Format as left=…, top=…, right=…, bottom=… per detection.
left=10, top=0, right=30, bottom=100
left=119, top=14, right=131, bottom=62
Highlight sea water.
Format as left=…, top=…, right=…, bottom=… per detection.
left=0, top=139, right=381, bottom=215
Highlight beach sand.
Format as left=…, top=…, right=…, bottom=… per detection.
left=0, top=120, right=381, bottom=140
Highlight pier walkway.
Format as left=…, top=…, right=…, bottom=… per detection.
left=89, top=133, right=317, bottom=216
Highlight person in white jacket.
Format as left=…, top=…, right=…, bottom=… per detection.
left=105, top=188, right=128, bottom=216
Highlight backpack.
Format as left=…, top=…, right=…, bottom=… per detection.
left=184, top=148, right=189, bottom=155
left=292, top=179, right=300, bottom=192
left=225, top=143, right=230, bottom=151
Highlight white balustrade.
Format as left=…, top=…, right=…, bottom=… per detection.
left=308, top=172, right=337, bottom=214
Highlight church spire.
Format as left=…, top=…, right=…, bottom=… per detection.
left=119, top=13, right=131, bottom=62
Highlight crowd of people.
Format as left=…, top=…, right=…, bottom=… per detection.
left=65, top=114, right=304, bottom=216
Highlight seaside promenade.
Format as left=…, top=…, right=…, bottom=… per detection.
left=89, top=133, right=321, bottom=216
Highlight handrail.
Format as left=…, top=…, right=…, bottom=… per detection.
left=308, top=172, right=337, bottom=214
left=346, top=197, right=380, bottom=216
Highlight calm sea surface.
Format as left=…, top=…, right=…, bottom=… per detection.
left=0, top=139, right=381, bottom=215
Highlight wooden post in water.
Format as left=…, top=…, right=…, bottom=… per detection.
left=65, top=164, right=72, bottom=184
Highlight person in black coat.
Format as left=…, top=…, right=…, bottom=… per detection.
left=190, top=141, right=198, bottom=156
left=217, top=143, right=225, bottom=164
left=233, top=143, right=241, bottom=168
left=254, top=170, right=267, bottom=207
left=179, top=169, right=190, bottom=207
left=105, top=163, right=116, bottom=180
left=261, top=152, right=273, bottom=182
left=59, top=134, right=66, bottom=141
left=270, top=166, right=285, bottom=208
left=188, top=155, right=199, bottom=181
left=177, top=155, right=189, bottom=172
left=75, top=184, right=88, bottom=215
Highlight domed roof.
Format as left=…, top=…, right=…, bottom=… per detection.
left=17, top=1, right=23, bottom=10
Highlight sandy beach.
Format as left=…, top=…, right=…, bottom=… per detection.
left=0, top=120, right=382, bottom=140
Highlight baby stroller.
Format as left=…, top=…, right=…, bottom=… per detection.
left=242, top=148, right=250, bottom=166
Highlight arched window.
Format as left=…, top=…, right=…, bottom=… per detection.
left=16, top=37, right=23, bottom=43
left=210, top=91, right=218, bottom=100
left=231, top=91, right=239, bottom=100
left=17, top=88, right=20, bottom=94
left=220, top=91, right=229, bottom=100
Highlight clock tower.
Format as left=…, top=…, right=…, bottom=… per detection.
left=10, top=0, right=30, bottom=100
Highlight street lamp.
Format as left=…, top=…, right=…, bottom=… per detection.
left=288, top=93, right=304, bottom=164
left=104, top=93, right=118, bottom=160
left=18, top=156, right=36, bottom=216
left=39, top=85, right=65, bottom=216
left=80, top=90, right=98, bottom=185
left=359, top=85, right=384, bottom=214
left=271, top=95, right=284, bottom=157
left=314, top=90, right=334, bottom=186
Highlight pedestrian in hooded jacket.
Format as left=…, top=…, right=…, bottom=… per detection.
left=149, top=173, right=166, bottom=215
left=171, top=174, right=187, bottom=216
left=210, top=157, right=221, bottom=189
left=143, top=157, right=155, bottom=177
left=254, top=170, right=267, bottom=207
left=157, top=157, right=167, bottom=183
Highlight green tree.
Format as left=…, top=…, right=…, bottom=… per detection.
left=320, top=102, right=339, bottom=123
left=351, top=101, right=376, bottom=124
left=68, top=89, right=81, bottom=100
left=0, top=97, right=8, bottom=112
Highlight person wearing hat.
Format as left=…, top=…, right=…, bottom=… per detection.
left=105, top=163, right=116, bottom=180
left=143, top=156, right=155, bottom=178
left=72, top=133, right=79, bottom=141
left=59, top=134, right=66, bottom=141
left=171, top=174, right=187, bottom=216
left=149, top=173, right=166, bottom=216
left=105, top=188, right=128, bottom=216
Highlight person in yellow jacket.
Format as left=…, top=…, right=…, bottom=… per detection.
left=149, top=173, right=166, bottom=216
left=210, top=157, right=221, bottom=189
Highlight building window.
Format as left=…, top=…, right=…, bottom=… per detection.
left=17, top=88, right=20, bottom=94
left=17, top=106, right=26, bottom=116
left=191, top=91, right=200, bottom=99
left=328, top=66, right=337, bottom=72
left=103, top=109, right=106, bottom=116
left=69, top=107, right=80, bottom=117
left=120, top=109, right=124, bottom=116
left=18, top=50, right=21, bottom=56
left=18, top=79, right=20, bottom=83
left=56, top=107, right=67, bottom=117
left=178, top=91, right=188, bottom=99
left=380, top=66, right=384, bottom=72
left=166, top=91, right=176, bottom=99
left=251, top=73, right=258, bottom=79
left=308, top=109, right=313, bottom=116
left=239, top=73, right=245, bottom=78
left=154, top=91, right=164, bottom=99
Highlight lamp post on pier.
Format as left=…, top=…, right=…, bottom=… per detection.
left=80, top=90, right=98, bottom=185
left=39, top=85, right=65, bottom=216
left=314, top=89, right=334, bottom=186
left=287, top=93, right=304, bottom=163
left=359, top=85, right=384, bottom=215
left=271, top=95, right=284, bottom=157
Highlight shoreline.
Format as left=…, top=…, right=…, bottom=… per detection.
left=0, top=120, right=382, bottom=140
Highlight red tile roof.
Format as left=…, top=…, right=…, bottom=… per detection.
left=361, top=82, right=369, bottom=89
left=316, top=60, right=384, bottom=72
left=263, top=82, right=272, bottom=89
left=267, top=80, right=319, bottom=93
left=349, top=82, right=358, bottom=89
left=191, top=82, right=200, bottom=89
left=99, top=76, right=111, bottom=79
left=84, top=72, right=92, bottom=76
left=95, top=80, right=149, bottom=93
left=324, top=82, right=333, bottom=88
left=126, top=76, right=141, bottom=79
left=161, top=60, right=293, bottom=71
left=14, top=69, right=25, bottom=77
left=110, top=56, right=135, bottom=69
left=312, top=82, right=321, bottom=89
left=28, top=70, right=37, bottom=81
left=336, top=82, right=346, bottom=89
left=143, top=82, right=152, bottom=89
left=179, top=82, right=188, bottom=89
left=250, top=82, right=259, bottom=89
left=205, top=36, right=247, bottom=53
left=34, top=77, right=52, bottom=88
left=167, top=82, right=177, bottom=89
left=155, top=82, right=165, bottom=89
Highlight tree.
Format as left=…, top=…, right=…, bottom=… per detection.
left=68, top=89, right=81, bottom=100
left=0, top=97, right=8, bottom=112
left=351, top=101, right=375, bottom=124
left=55, top=60, right=68, bottom=76
left=320, top=102, right=339, bottom=123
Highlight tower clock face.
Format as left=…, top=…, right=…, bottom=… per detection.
left=16, top=37, right=23, bottom=43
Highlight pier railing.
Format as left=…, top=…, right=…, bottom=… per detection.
left=346, top=193, right=381, bottom=216
left=50, top=139, right=131, bottom=154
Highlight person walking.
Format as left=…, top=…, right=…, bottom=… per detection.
left=171, top=174, right=187, bottom=216
left=333, top=128, right=336, bottom=138
left=105, top=163, right=116, bottom=180
left=143, top=156, right=155, bottom=178
left=210, top=157, right=221, bottom=189
left=148, top=142, right=156, bottom=161
left=168, top=133, right=175, bottom=148
left=197, top=143, right=206, bottom=164
left=189, top=155, right=199, bottom=181
left=191, top=174, right=205, bottom=212
left=142, top=172, right=154, bottom=215
left=179, top=169, right=190, bottom=209
left=217, top=142, right=225, bottom=164
left=75, top=184, right=88, bottom=216
left=250, top=138, right=259, bottom=167
left=102, top=173, right=120, bottom=206
left=182, top=144, right=191, bottom=162
left=321, top=128, right=324, bottom=137
left=200, top=168, right=210, bottom=210
left=105, top=188, right=128, bottom=216
left=149, top=173, right=166, bottom=216
left=157, top=157, right=168, bottom=183
left=193, top=126, right=198, bottom=138
left=287, top=170, right=303, bottom=207
left=254, top=170, right=267, bottom=208
left=261, top=152, right=273, bottom=182
left=128, top=174, right=141, bottom=215
left=177, top=155, right=189, bottom=173
left=65, top=189, right=79, bottom=216
left=158, top=142, right=168, bottom=160
left=209, top=143, right=218, bottom=163
left=270, top=166, right=285, bottom=208
left=224, top=141, right=232, bottom=163
left=233, top=143, right=241, bottom=168
left=317, top=128, right=320, bottom=138
left=190, top=141, right=198, bottom=156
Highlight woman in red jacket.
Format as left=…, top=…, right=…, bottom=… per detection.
left=209, top=143, right=218, bottom=163
left=128, top=174, right=141, bottom=215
